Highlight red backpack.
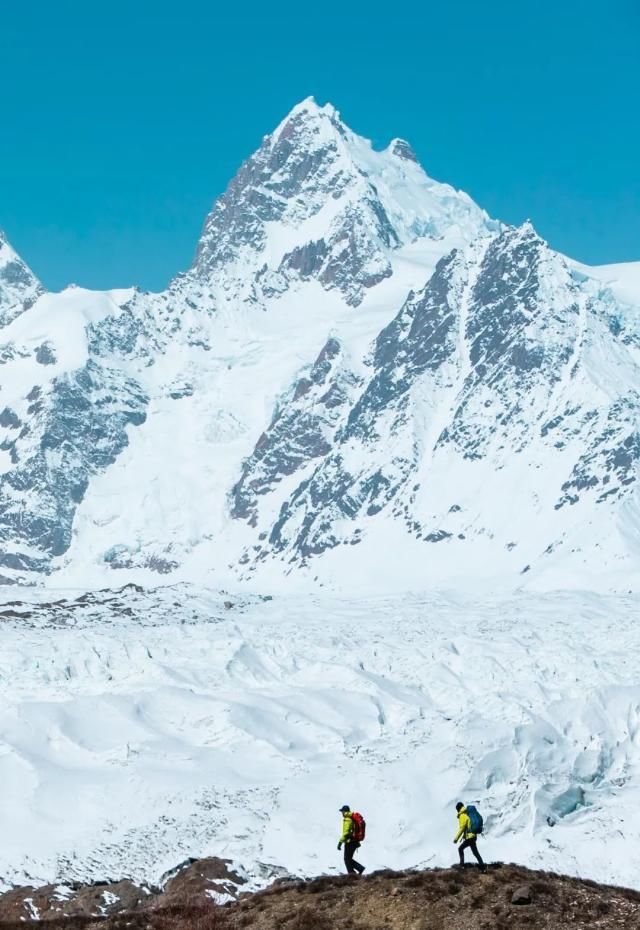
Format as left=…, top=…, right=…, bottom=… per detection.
left=351, top=811, right=366, bottom=842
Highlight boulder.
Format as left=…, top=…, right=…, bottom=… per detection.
left=511, top=885, right=533, bottom=905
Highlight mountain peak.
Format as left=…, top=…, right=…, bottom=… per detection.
left=0, top=229, right=15, bottom=261
left=0, top=230, right=31, bottom=271
left=509, top=219, right=547, bottom=249
left=282, top=96, right=339, bottom=123
left=0, top=231, right=44, bottom=326
left=388, top=138, right=419, bottom=162
left=269, top=96, right=345, bottom=151
left=189, top=98, right=490, bottom=305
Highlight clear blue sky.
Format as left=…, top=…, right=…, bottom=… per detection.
left=1, top=0, right=638, bottom=292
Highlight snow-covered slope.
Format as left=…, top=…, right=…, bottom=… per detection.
left=237, top=225, right=640, bottom=591
left=575, top=259, right=640, bottom=307
left=0, top=98, right=638, bottom=591
left=2, top=585, right=640, bottom=890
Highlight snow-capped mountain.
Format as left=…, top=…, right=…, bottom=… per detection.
left=0, top=98, right=638, bottom=591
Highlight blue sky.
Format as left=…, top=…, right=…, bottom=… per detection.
left=1, top=0, right=638, bottom=291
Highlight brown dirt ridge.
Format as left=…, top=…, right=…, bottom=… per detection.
left=2, top=860, right=640, bottom=930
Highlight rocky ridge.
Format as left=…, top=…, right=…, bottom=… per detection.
left=1, top=860, right=639, bottom=930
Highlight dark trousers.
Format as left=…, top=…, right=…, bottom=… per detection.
left=344, top=840, right=364, bottom=874
left=459, top=838, right=485, bottom=867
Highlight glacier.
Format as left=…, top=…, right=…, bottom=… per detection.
left=1, top=585, right=639, bottom=891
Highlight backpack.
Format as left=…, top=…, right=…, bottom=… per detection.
left=466, top=804, right=484, bottom=835
left=351, top=811, right=366, bottom=842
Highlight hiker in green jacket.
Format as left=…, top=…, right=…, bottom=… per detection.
left=337, top=805, right=365, bottom=875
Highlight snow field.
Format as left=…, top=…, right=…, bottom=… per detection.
left=1, top=586, right=639, bottom=890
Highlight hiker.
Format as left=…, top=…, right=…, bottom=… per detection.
left=453, top=801, right=486, bottom=871
left=337, top=804, right=366, bottom=875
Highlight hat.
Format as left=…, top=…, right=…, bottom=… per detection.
left=339, top=805, right=350, bottom=812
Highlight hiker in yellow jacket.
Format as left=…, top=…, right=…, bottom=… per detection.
left=337, top=805, right=365, bottom=875
left=454, top=802, right=486, bottom=871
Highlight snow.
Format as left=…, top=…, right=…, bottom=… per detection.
left=0, top=288, right=124, bottom=404
left=0, top=585, right=639, bottom=891
left=580, top=260, right=640, bottom=306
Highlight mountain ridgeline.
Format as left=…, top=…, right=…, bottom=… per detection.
left=0, top=99, right=638, bottom=589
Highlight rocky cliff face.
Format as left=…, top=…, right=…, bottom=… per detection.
left=0, top=100, right=638, bottom=588
left=0, top=361, right=147, bottom=576
left=230, top=336, right=363, bottom=531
